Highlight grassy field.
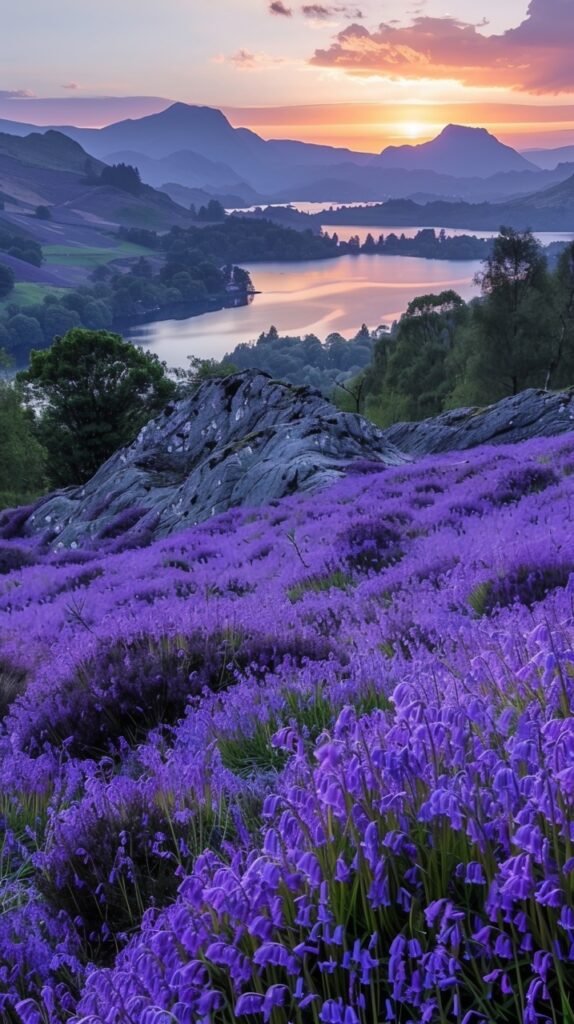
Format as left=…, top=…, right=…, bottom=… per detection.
left=42, top=241, right=152, bottom=269
left=0, top=282, right=67, bottom=310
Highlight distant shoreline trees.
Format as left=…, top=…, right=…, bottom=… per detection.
left=360, top=231, right=574, bottom=425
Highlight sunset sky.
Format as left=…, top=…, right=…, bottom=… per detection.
left=2, top=0, right=574, bottom=151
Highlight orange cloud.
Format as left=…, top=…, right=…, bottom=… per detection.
left=311, top=0, right=574, bottom=94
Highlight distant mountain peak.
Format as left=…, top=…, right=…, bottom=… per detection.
left=439, top=124, right=490, bottom=139
left=378, top=124, right=537, bottom=179
left=150, top=102, right=232, bottom=128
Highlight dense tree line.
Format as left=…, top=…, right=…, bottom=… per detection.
left=360, top=230, right=574, bottom=425
left=0, top=255, right=247, bottom=367
left=162, top=217, right=340, bottom=263
left=331, top=228, right=493, bottom=261
left=313, top=196, right=574, bottom=233
left=0, top=374, right=47, bottom=510
left=0, top=262, right=15, bottom=299
left=0, top=229, right=43, bottom=267
left=224, top=324, right=374, bottom=394
left=99, top=163, right=143, bottom=195
left=190, top=199, right=226, bottom=222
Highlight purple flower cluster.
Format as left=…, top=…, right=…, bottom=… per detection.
left=2, top=433, right=574, bottom=1021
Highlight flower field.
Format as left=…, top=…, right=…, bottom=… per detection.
left=2, top=432, right=574, bottom=1023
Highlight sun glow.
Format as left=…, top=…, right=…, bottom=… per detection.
left=399, top=121, right=426, bottom=139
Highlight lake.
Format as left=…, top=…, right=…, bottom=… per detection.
left=127, top=253, right=485, bottom=367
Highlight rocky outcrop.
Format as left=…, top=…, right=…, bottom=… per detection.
left=380, top=388, right=574, bottom=456
left=17, top=372, right=407, bottom=549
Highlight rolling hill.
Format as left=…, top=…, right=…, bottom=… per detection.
left=517, top=171, right=574, bottom=211
left=0, top=129, right=194, bottom=236
left=0, top=129, right=195, bottom=288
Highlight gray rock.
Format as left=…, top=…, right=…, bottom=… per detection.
left=379, top=388, right=574, bottom=455
left=20, top=371, right=408, bottom=549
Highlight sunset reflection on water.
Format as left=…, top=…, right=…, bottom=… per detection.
left=127, top=252, right=485, bottom=367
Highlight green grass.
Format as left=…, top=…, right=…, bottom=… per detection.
left=287, top=569, right=354, bottom=603
left=42, top=241, right=151, bottom=269
left=0, top=282, right=66, bottom=309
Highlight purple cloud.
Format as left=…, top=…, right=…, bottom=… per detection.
left=269, top=1, right=292, bottom=15
left=301, top=4, right=363, bottom=17
left=0, top=88, right=35, bottom=99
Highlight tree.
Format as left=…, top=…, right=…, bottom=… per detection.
left=43, top=304, right=81, bottom=341
left=100, top=163, right=142, bottom=196
left=377, top=290, right=467, bottom=423
left=333, top=373, right=368, bottom=414
left=464, top=227, right=551, bottom=398
left=0, top=262, right=15, bottom=299
left=547, top=242, right=574, bottom=389
left=174, top=356, right=238, bottom=394
left=6, top=314, right=44, bottom=359
left=0, top=381, right=47, bottom=508
left=18, top=328, right=176, bottom=486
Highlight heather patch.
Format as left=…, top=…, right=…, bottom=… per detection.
left=38, top=776, right=244, bottom=964
left=469, top=562, right=574, bottom=616
left=0, top=543, right=34, bottom=575
left=0, top=657, right=27, bottom=719
left=339, top=519, right=405, bottom=573
left=0, top=502, right=41, bottom=541
left=2, top=434, right=574, bottom=1023
left=487, top=464, right=559, bottom=505
left=13, top=629, right=336, bottom=758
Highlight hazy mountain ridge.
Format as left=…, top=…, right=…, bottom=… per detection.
left=525, top=145, right=574, bottom=170
left=516, top=171, right=574, bottom=210
left=0, top=103, right=571, bottom=206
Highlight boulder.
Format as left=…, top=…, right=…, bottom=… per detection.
left=380, top=388, right=574, bottom=455
left=17, top=371, right=407, bottom=549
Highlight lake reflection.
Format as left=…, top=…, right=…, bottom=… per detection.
left=127, top=253, right=484, bottom=368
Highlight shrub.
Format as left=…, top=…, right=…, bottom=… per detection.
left=39, top=781, right=236, bottom=964
left=488, top=465, right=559, bottom=505
left=0, top=542, right=34, bottom=574
left=15, top=629, right=336, bottom=757
left=0, top=657, right=27, bottom=719
left=469, top=562, right=574, bottom=616
left=339, top=519, right=404, bottom=572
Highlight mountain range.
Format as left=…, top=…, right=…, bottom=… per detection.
left=525, top=145, right=574, bottom=171
left=1, top=103, right=574, bottom=206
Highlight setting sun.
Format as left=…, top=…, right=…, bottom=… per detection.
left=400, top=120, right=426, bottom=139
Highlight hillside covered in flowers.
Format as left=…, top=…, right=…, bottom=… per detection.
left=2, top=430, right=574, bottom=1024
